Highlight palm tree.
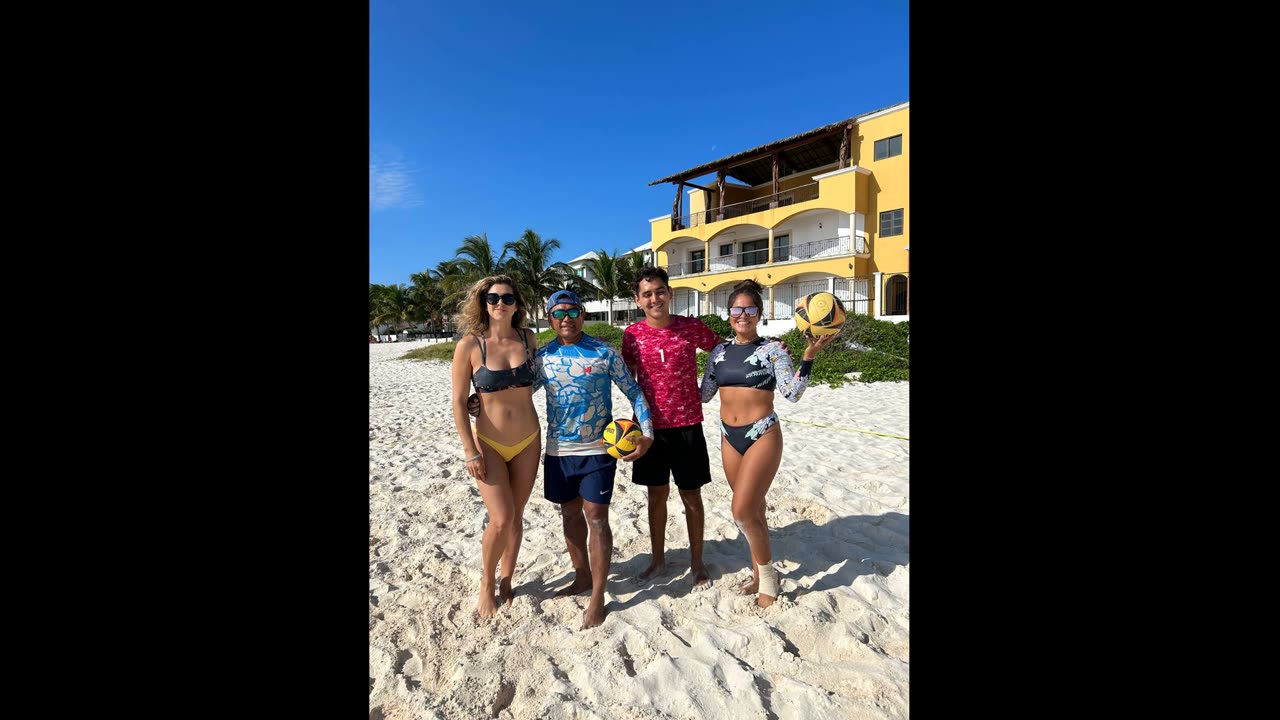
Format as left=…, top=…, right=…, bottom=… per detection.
left=370, top=283, right=415, bottom=339
left=454, top=232, right=508, bottom=280
left=438, top=232, right=508, bottom=320
left=430, top=259, right=466, bottom=326
left=617, top=250, right=647, bottom=302
left=548, top=261, right=597, bottom=299
left=584, top=249, right=630, bottom=326
left=370, top=283, right=391, bottom=339
left=612, top=250, right=651, bottom=324
left=408, top=270, right=445, bottom=332
left=503, top=228, right=561, bottom=329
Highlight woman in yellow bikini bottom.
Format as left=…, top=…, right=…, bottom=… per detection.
left=475, top=429, right=539, bottom=461
left=451, top=275, right=542, bottom=619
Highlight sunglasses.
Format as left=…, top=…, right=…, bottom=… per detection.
left=728, top=306, right=760, bottom=317
left=485, top=293, right=517, bottom=306
left=550, top=308, right=581, bottom=320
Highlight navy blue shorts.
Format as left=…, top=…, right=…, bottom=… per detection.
left=544, top=453, right=617, bottom=505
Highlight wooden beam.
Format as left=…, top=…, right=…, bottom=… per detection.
left=661, top=127, right=849, bottom=185
left=717, top=170, right=726, bottom=220
left=731, top=127, right=846, bottom=171
left=671, top=182, right=683, bottom=231
left=772, top=153, right=779, bottom=201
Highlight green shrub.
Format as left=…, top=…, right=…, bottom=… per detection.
left=439, top=315, right=908, bottom=385
left=401, top=342, right=458, bottom=361
left=535, top=322, right=624, bottom=347
left=699, top=314, right=732, bottom=338
left=775, top=314, right=909, bottom=385
left=584, top=323, right=625, bottom=346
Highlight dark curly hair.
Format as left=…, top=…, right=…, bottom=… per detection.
left=632, top=265, right=670, bottom=297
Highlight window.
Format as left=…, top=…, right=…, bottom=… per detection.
left=880, top=208, right=904, bottom=237
left=575, top=267, right=584, bottom=277
left=773, top=234, right=790, bottom=262
left=742, top=239, right=768, bottom=266
left=874, top=134, right=902, bottom=161
left=690, top=249, right=705, bottom=273
left=719, top=244, right=733, bottom=257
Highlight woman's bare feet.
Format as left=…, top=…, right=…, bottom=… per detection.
left=476, top=583, right=498, bottom=618
left=499, top=576, right=515, bottom=607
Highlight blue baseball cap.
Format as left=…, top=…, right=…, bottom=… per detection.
left=546, top=289, right=584, bottom=313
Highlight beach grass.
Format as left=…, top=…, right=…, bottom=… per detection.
left=400, top=342, right=458, bottom=361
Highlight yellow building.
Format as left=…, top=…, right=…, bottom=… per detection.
left=647, top=101, right=909, bottom=326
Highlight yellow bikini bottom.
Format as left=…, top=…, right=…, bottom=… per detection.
left=475, top=429, right=539, bottom=462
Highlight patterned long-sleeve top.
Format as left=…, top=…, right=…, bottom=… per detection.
left=699, top=337, right=813, bottom=403
left=535, top=334, right=653, bottom=456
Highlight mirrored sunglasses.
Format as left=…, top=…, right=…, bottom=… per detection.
left=551, top=308, right=582, bottom=320
left=728, top=306, right=760, bottom=317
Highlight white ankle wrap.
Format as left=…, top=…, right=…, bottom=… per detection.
left=757, top=562, right=780, bottom=598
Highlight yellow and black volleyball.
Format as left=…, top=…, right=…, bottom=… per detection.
left=602, top=418, right=642, bottom=459
left=794, top=291, right=847, bottom=337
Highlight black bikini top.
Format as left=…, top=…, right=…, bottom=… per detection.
left=708, top=337, right=780, bottom=391
left=472, top=331, right=538, bottom=393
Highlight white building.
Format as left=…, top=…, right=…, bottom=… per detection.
left=562, top=243, right=653, bottom=326
left=560, top=242, right=802, bottom=334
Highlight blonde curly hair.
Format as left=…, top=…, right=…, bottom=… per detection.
left=459, top=275, right=528, bottom=336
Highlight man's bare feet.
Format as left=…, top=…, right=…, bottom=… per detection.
left=638, top=560, right=666, bottom=580
left=554, top=572, right=592, bottom=598
left=499, top=576, right=514, bottom=607
left=757, top=593, right=776, bottom=609
left=691, top=563, right=711, bottom=589
left=581, top=599, right=606, bottom=629
left=476, top=585, right=498, bottom=618
left=737, top=575, right=758, bottom=595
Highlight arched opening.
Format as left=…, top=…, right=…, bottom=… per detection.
left=885, top=275, right=908, bottom=316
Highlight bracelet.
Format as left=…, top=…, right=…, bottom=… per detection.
left=464, top=453, right=482, bottom=463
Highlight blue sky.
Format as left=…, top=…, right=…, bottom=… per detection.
left=370, top=0, right=909, bottom=286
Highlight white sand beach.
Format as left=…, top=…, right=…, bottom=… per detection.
left=369, top=339, right=909, bottom=719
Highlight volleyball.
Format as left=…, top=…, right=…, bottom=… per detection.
left=602, top=418, right=642, bottom=459
left=793, top=291, right=846, bottom=337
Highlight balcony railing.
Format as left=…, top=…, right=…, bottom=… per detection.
left=785, top=235, right=867, bottom=261
left=664, top=233, right=867, bottom=277
left=674, top=182, right=819, bottom=230
left=702, top=277, right=874, bottom=319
